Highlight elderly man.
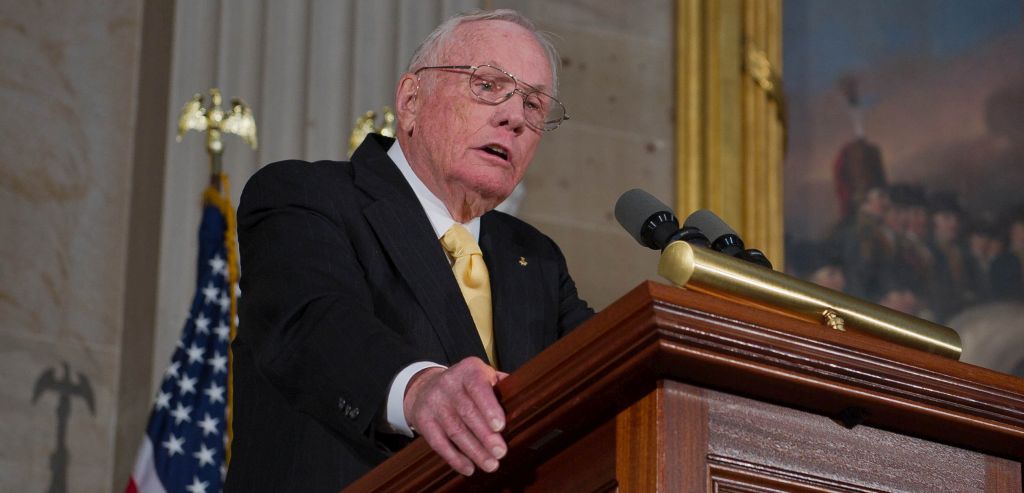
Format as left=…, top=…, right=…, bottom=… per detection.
left=225, top=9, right=593, bottom=492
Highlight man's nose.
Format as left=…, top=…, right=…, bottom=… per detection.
left=491, top=94, right=527, bottom=134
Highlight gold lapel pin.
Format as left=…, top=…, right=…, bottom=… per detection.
left=518, top=256, right=528, bottom=267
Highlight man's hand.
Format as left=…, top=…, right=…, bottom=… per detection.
left=404, top=357, right=508, bottom=476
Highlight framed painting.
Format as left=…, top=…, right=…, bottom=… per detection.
left=782, top=0, right=1024, bottom=375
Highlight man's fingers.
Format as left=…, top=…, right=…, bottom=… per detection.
left=453, top=392, right=507, bottom=460
left=463, top=375, right=506, bottom=432
left=417, top=418, right=475, bottom=476
left=439, top=405, right=500, bottom=472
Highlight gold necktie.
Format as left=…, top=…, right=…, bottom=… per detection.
left=441, top=224, right=495, bottom=366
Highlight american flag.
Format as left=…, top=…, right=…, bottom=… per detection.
left=128, top=182, right=238, bottom=493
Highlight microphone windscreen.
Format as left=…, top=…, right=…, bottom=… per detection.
left=683, top=209, right=738, bottom=242
left=615, top=189, right=674, bottom=246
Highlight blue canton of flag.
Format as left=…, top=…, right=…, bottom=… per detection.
left=129, top=190, right=237, bottom=493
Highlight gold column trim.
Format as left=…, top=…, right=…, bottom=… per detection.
left=746, top=45, right=787, bottom=133
left=675, top=0, right=784, bottom=268
left=676, top=0, right=708, bottom=212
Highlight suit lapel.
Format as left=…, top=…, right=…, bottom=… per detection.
left=480, top=213, right=547, bottom=372
left=352, top=136, right=488, bottom=364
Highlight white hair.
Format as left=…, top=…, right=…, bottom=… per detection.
left=407, top=9, right=561, bottom=95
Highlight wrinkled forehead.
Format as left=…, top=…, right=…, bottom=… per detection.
left=443, top=20, right=553, bottom=92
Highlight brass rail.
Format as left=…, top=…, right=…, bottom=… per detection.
left=658, top=241, right=962, bottom=359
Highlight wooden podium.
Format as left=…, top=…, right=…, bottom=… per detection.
left=346, top=282, right=1024, bottom=492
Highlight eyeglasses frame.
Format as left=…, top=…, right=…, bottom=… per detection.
left=413, top=64, right=569, bottom=131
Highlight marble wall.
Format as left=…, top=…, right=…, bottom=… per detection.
left=0, top=0, right=143, bottom=491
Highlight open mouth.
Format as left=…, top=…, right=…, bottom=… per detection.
left=479, top=144, right=509, bottom=161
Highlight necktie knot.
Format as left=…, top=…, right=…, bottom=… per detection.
left=441, top=224, right=481, bottom=258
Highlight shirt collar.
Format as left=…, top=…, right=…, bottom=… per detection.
left=387, top=140, right=481, bottom=241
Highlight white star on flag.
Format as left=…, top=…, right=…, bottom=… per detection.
left=178, top=374, right=198, bottom=395
left=193, top=443, right=217, bottom=467
left=164, top=361, right=181, bottom=380
left=194, top=313, right=211, bottom=334
left=207, top=352, right=228, bottom=374
left=209, top=254, right=227, bottom=278
left=162, top=434, right=185, bottom=457
left=202, top=283, right=220, bottom=304
left=204, top=382, right=226, bottom=404
left=170, top=403, right=193, bottom=425
left=155, top=391, right=171, bottom=410
left=185, top=475, right=209, bottom=493
left=214, top=322, right=231, bottom=342
left=186, top=343, right=205, bottom=364
left=217, top=292, right=230, bottom=313
left=197, top=413, right=220, bottom=436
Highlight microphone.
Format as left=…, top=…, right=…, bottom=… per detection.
left=683, top=209, right=773, bottom=269
left=614, top=189, right=708, bottom=250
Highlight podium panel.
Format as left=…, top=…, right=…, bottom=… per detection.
left=617, top=381, right=1019, bottom=492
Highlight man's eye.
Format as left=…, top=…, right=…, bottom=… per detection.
left=475, top=79, right=497, bottom=92
left=525, top=95, right=548, bottom=112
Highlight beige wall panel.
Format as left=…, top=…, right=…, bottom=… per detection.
left=522, top=124, right=672, bottom=235
left=259, top=1, right=313, bottom=163
left=0, top=0, right=142, bottom=490
left=529, top=220, right=662, bottom=310
left=0, top=2, right=138, bottom=346
left=0, top=459, right=27, bottom=493
left=306, top=1, right=355, bottom=161
left=492, top=0, right=673, bottom=39
left=5, top=336, right=119, bottom=491
left=395, top=0, right=445, bottom=73
left=547, top=26, right=674, bottom=138
left=349, top=0, right=401, bottom=131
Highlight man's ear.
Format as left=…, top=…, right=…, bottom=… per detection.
left=395, top=74, right=420, bottom=135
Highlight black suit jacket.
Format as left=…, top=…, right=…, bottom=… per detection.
left=225, top=135, right=593, bottom=492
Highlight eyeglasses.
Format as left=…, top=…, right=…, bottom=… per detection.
left=414, top=64, right=569, bottom=131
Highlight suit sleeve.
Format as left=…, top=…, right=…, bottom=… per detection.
left=235, top=161, right=420, bottom=447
